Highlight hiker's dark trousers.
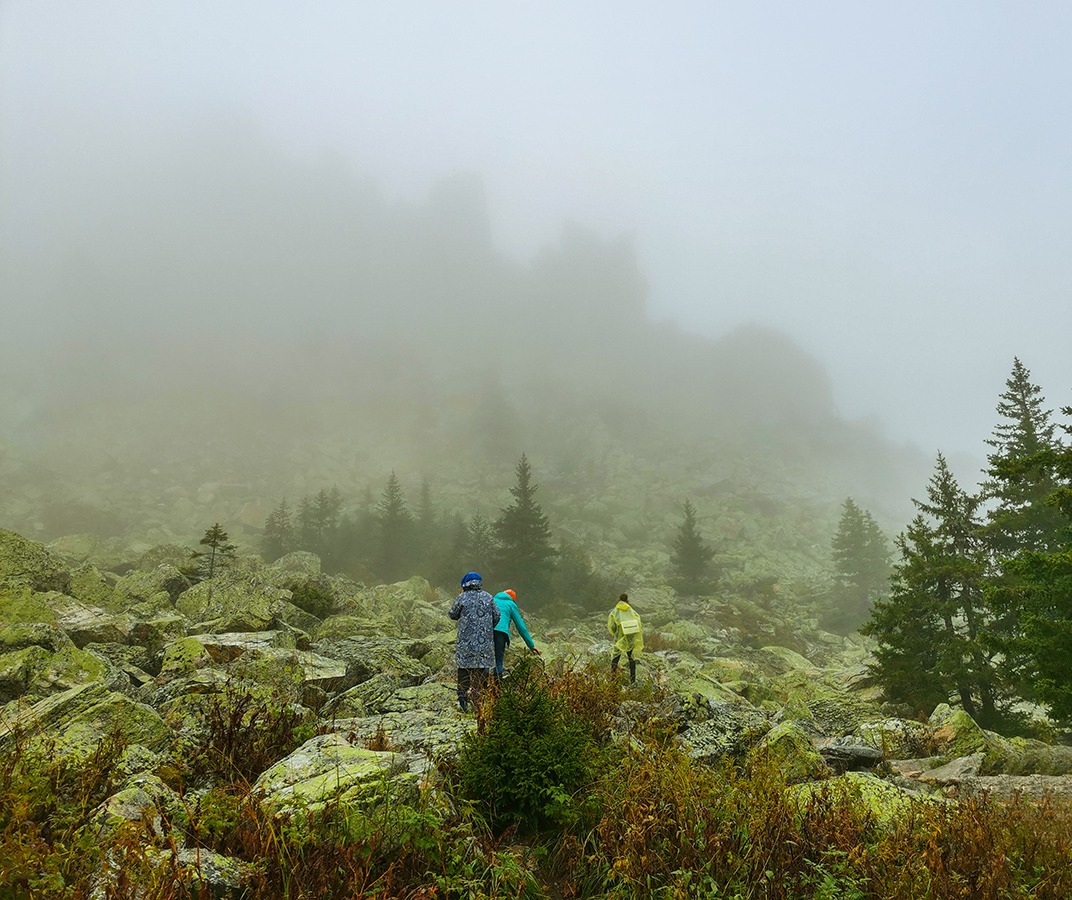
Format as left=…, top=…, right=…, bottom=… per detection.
left=457, top=667, right=489, bottom=711
left=611, top=650, right=636, bottom=683
left=493, top=631, right=509, bottom=676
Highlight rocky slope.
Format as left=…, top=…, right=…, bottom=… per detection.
left=3, top=525, right=1071, bottom=894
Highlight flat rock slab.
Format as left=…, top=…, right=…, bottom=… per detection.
left=919, top=753, right=986, bottom=784
left=958, top=774, right=1072, bottom=804
left=816, top=739, right=884, bottom=773
left=254, top=732, right=409, bottom=811
left=0, top=682, right=170, bottom=756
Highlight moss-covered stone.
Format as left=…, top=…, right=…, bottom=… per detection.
left=0, top=623, right=124, bottom=702
left=51, top=597, right=133, bottom=648
left=115, top=565, right=189, bottom=605
left=0, top=584, right=58, bottom=625
left=270, top=551, right=322, bottom=577
left=177, top=575, right=290, bottom=632
left=69, top=562, right=120, bottom=609
left=315, top=614, right=402, bottom=641
left=855, top=718, right=930, bottom=760
left=0, top=528, right=71, bottom=593
left=791, top=771, right=943, bottom=826
left=750, top=721, right=830, bottom=784
left=253, top=733, right=411, bottom=812
left=158, top=636, right=213, bottom=678
left=0, top=682, right=170, bottom=758
left=314, top=637, right=430, bottom=687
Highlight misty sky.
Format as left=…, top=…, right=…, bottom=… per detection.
left=3, top=2, right=1071, bottom=456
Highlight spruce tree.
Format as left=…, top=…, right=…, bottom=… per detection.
left=376, top=471, right=414, bottom=583
left=465, top=514, right=498, bottom=578
left=261, top=498, right=294, bottom=562
left=187, top=523, right=237, bottom=583
left=827, top=497, right=891, bottom=632
left=988, top=406, right=1072, bottom=722
left=670, top=498, right=716, bottom=597
left=495, top=454, right=556, bottom=601
left=984, top=359, right=1064, bottom=556
left=864, top=454, right=1005, bottom=726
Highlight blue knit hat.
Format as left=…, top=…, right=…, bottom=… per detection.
left=461, top=572, right=482, bottom=589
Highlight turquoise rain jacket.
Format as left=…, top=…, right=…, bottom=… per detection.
left=493, top=592, right=536, bottom=650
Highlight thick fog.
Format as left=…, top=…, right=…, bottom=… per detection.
left=3, top=2, right=1072, bottom=465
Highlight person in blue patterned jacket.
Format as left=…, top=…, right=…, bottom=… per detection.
left=448, top=571, right=500, bottom=712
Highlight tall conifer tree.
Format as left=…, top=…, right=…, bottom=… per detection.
left=988, top=405, right=1072, bottom=722
left=864, top=454, right=1005, bottom=726
left=376, top=471, right=414, bottom=582
left=495, top=454, right=556, bottom=601
left=670, top=498, right=716, bottom=596
left=828, top=497, right=891, bottom=631
left=261, top=498, right=294, bottom=562
left=984, top=358, right=1063, bottom=556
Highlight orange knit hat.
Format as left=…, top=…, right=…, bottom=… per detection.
left=504, top=589, right=516, bottom=601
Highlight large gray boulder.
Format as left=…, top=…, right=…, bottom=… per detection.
left=176, top=575, right=291, bottom=632
left=680, top=701, right=772, bottom=764
left=314, top=638, right=431, bottom=688
left=253, top=732, right=412, bottom=812
left=0, top=623, right=126, bottom=703
left=0, top=682, right=170, bottom=757
left=0, top=527, right=71, bottom=593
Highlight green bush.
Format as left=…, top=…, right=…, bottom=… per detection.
left=284, top=577, right=336, bottom=618
left=459, top=657, right=601, bottom=832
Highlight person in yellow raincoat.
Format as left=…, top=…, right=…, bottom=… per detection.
left=607, top=593, right=643, bottom=683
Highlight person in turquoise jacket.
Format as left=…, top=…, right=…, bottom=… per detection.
left=492, top=589, right=540, bottom=676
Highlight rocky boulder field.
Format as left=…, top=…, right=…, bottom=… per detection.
left=3, top=524, right=1072, bottom=896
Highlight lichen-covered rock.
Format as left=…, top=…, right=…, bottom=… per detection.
left=957, top=773, right=1072, bottom=805
left=69, top=563, right=121, bottom=609
left=356, top=577, right=446, bottom=638
left=854, top=718, right=930, bottom=759
left=47, top=533, right=101, bottom=564
left=760, top=645, right=820, bottom=673
left=0, top=682, right=170, bottom=757
left=129, top=612, right=188, bottom=656
left=791, top=771, right=943, bottom=826
left=918, top=754, right=986, bottom=784
left=158, top=636, right=213, bottom=678
left=177, top=575, right=291, bottom=632
left=270, top=551, right=322, bottom=577
left=0, top=624, right=125, bottom=702
left=115, top=565, right=189, bottom=605
left=680, top=701, right=771, bottom=764
left=751, top=721, right=830, bottom=784
left=85, top=642, right=157, bottom=684
left=230, top=648, right=347, bottom=694
left=815, top=738, right=884, bottom=773
left=253, top=732, right=411, bottom=811
left=315, top=614, right=402, bottom=641
left=50, top=597, right=133, bottom=648
left=314, top=638, right=431, bottom=688
left=0, top=584, right=57, bottom=625
left=94, top=773, right=180, bottom=836
left=326, top=673, right=400, bottom=718
left=323, top=708, right=474, bottom=771
left=196, top=630, right=301, bottom=665
left=0, top=527, right=71, bottom=593
left=137, top=544, right=193, bottom=572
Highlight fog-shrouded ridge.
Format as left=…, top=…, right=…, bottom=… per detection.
left=0, top=119, right=932, bottom=547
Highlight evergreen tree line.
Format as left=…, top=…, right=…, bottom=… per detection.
left=260, top=455, right=613, bottom=610
left=863, top=358, right=1072, bottom=730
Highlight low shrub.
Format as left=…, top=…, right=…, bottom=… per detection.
left=460, top=657, right=607, bottom=833
left=179, top=682, right=314, bottom=787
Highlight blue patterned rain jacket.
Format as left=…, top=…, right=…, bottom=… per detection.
left=448, top=589, right=500, bottom=669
